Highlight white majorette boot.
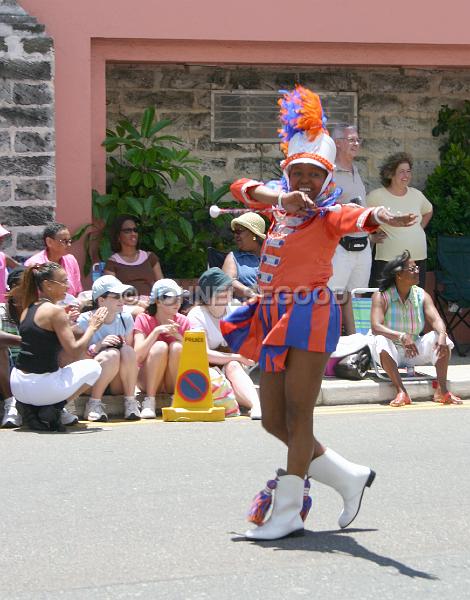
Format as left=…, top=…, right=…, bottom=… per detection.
left=245, top=474, right=305, bottom=540
left=308, top=448, right=375, bottom=529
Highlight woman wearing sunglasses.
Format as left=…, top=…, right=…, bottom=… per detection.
left=370, top=250, right=461, bottom=407
left=24, top=222, right=83, bottom=299
left=75, top=275, right=140, bottom=422
left=9, top=263, right=106, bottom=431
left=104, top=215, right=164, bottom=299
left=133, top=279, right=190, bottom=419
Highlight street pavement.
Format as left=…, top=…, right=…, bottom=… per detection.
left=0, top=401, right=469, bottom=599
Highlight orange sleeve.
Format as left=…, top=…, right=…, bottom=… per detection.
left=230, top=178, right=268, bottom=210
left=324, top=205, right=379, bottom=238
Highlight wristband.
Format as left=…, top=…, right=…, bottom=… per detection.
left=87, top=344, right=97, bottom=358
left=373, top=206, right=387, bottom=225
left=277, top=192, right=285, bottom=210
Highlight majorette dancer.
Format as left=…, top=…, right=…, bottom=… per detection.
left=218, top=86, right=417, bottom=540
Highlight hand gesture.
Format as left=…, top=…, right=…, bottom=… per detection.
left=64, top=304, right=80, bottom=324
left=378, top=208, right=417, bottom=228
left=401, top=333, right=419, bottom=358
left=237, top=354, right=256, bottom=367
left=279, top=191, right=316, bottom=215
left=167, top=319, right=183, bottom=342
left=100, top=335, right=122, bottom=349
left=89, top=307, right=108, bottom=331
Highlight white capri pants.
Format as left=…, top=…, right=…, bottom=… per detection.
left=328, top=243, right=372, bottom=293
left=10, top=359, right=102, bottom=407
left=371, top=331, right=454, bottom=368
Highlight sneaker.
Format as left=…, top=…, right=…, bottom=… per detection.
left=140, top=396, right=156, bottom=419
left=249, top=401, right=262, bottom=421
left=1, top=397, right=22, bottom=428
left=60, top=407, right=79, bottom=426
left=124, top=397, right=141, bottom=421
left=84, top=399, right=108, bottom=422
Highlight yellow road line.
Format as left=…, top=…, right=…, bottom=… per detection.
left=75, top=400, right=469, bottom=428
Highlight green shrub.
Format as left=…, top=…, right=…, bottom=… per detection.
left=75, top=108, right=235, bottom=277
left=425, top=101, right=470, bottom=269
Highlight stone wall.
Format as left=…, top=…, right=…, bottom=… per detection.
left=0, top=0, right=54, bottom=260
left=106, top=63, right=470, bottom=195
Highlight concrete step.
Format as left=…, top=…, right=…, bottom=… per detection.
left=69, top=364, right=469, bottom=418
left=3, top=365, right=468, bottom=422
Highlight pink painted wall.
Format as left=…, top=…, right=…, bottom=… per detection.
left=18, top=0, right=470, bottom=242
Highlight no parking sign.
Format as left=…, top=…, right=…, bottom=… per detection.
left=162, top=330, right=225, bottom=421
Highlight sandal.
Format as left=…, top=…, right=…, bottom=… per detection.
left=433, top=391, right=463, bottom=405
left=389, top=391, right=412, bottom=407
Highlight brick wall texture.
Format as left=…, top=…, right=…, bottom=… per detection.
left=0, top=0, right=55, bottom=259
left=106, top=63, right=470, bottom=196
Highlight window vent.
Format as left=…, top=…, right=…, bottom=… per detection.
left=211, top=90, right=357, bottom=143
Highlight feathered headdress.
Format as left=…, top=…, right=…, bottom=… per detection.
left=277, top=85, right=336, bottom=196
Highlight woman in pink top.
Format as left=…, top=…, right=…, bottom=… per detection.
left=24, top=223, right=83, bottom=298
left=133, top=279, right=190, bottom=418
left=0, top=224, right=20, bottom=303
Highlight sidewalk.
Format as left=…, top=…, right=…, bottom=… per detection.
left=69, top=354, right=470, bottom=418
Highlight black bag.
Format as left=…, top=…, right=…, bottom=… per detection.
left=333, top=346, right=371, bottom=380
left=339, top=236, right=368, bottom=252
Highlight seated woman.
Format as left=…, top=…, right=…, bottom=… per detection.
left=370, top=250, right=462, bottom=407
left=103, top=214, right=164, bottom=299
left=9, top=263, right=106, bottom=431
left=133, top=279, right=190, bottom=419
left=188, top=267, right=261, bottom=419
left=75, top=275, right=140, bottom=422
left=222, top=212, right=266, bottom=300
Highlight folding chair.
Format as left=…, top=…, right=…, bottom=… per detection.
left=351, top=288, right=433, bottom=382
left=207, top=247, right=227, bottom=270
left=434, top=235, right=470, bottom=356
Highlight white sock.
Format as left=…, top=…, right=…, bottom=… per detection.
left=124, top=396, right=135, bottom=402
left=144, top=395, right=155, bottom=402
left=89, top=397, right=101, bottom=404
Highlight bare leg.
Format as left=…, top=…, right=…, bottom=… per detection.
left=283, top=348, right=330, bottom=477
left=340, top=293, right=356, bottom=336
left=434, top=346, right=451, bottom=395
left=259, top=370, right=288, bottom=443
left=109, top=345, right=138, bottom=396
left=379, top=350, right=407, bottom=393
left=138, top=341, right=168, bottom=395
left=164, top=341, right=182, bottom=393
left=0, top=348, right=12, bottom=399
left=224, top=360, right=259, bottom=410
left=90, top=349, right=120, bottom=400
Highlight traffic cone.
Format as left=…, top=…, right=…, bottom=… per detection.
left=162, top=330, right=225, bottom=422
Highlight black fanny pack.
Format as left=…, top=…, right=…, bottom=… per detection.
left=339, top=236, right=368, bottom=252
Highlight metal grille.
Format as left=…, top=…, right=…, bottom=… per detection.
left=211, top=90, right=357, bottom=143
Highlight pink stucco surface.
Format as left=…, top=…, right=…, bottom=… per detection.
left=18, top=0, right=470, bottom=236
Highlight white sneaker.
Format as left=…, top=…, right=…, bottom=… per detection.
left=124, top=397, right=141, bottom=420
left=249, top=403, right=262, bottom=420
left=140, top=396, right=156, bottom=419
left=1, top=397, right=22, bottom=428
left=60, top=407, right=79, bottom=426
left=84, top=399, right=108, bottom=422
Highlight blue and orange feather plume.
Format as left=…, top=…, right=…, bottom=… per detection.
left=278, top=86, right=328, bottom=156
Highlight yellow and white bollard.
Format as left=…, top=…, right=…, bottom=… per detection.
left=162, top=330, right=225, bottom=422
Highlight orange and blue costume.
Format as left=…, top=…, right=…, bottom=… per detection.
left=220, top=179, right=378, bottom=372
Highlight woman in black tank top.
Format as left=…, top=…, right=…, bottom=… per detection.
left=10, top=263, right=107, bottom=431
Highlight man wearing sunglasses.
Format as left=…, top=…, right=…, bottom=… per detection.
left=24, top=222, right=83, bottom=298
left=328, top=125, right=382, bottom=335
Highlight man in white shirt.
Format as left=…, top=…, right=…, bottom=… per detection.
left=328, top=125, right=386, bottom=334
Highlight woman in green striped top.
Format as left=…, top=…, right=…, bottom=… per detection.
left=370, top=250, right=462, bottom=407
